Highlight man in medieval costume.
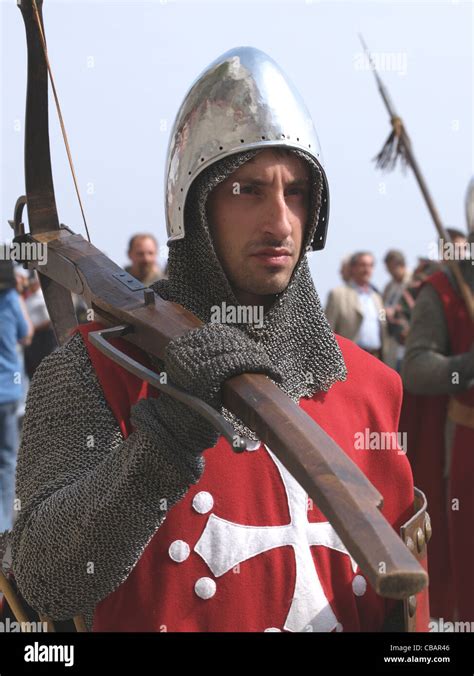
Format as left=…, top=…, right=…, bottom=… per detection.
left=401, top=182, right=474, bottom=623
left=7, top=47, right=427, bottom=632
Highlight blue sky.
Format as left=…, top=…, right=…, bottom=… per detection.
left=1, top=0, right=472, bottom=303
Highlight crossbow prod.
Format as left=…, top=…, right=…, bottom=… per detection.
left=3, top=0, right=429, bottom=629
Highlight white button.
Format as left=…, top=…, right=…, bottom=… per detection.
left=335, top=622, right=343, bottom=632
left=194, top=577, right=216, bottom=600
left=193, top=491, right=214, bottom=514
left=245, top=438, right=261, bottom=451
left=352, top=574, right=367, bottom=596
left=168, top=540, right=190, bottom=563
left=264, top=627, right=282, bottom=632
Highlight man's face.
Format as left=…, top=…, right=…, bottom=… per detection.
left=386, top=260, right=405, bottom=283
left=351, top=254, right=374, bottom=286
left=129, top=237, right=157, bottom=272
left=206, top=149, right=310, bottom=307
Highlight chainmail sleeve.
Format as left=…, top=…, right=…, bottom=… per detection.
left=10, top=331, right=204, bottom=625
left=401, top=283, right=474, bottom=395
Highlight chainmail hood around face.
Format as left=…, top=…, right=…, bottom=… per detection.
left=153, top=149, right=347, bottom=441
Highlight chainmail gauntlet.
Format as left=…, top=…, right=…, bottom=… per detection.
left=133, top=322, right=282, bottom=455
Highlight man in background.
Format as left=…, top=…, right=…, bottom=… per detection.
left=339, top=255, right=352, bottom=284
left=325, top=251, right=387, bottom=360
left=24, top=271, right=57, bottom=380
left=125, top=233, right=165, bottom=285
left=0, top=260, right=33, bottom=533
left=401, top=225, right=474, bottom=623
left=383, top=249, right=411, bottom=371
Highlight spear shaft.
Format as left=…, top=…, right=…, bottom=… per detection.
left=359, top=34, right=474, bottom=322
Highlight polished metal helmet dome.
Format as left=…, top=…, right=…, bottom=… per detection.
left=165, top=46, right=330, bottom=251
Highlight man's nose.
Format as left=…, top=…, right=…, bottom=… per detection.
left=263, top=192, right=293, bottom=241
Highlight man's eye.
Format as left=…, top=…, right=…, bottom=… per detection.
left=240, top=185, right=256, bottom=194
left=287, top=188, right=306, bottom=196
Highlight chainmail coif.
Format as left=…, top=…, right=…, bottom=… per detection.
left=153, top=149, right=347, bottom=440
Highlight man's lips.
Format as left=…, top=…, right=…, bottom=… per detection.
left=251, top=248, right=292, bottom=265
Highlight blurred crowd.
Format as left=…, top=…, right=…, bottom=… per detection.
left=324, top=228, right=468, bottom=372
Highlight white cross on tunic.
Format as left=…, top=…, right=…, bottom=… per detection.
left=194, top=445, right=358, bottom=632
